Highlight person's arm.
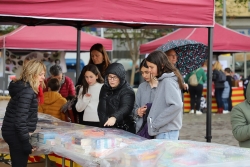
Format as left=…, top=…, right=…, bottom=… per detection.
left=152, top=80, right=183, bottom=130
left=14, top=89, right=36, bottom=154
left=111, top=89, right=135, bottom=123
left=68, top=78, right=76, bottom=96
left=231, top=105, right=250, bottom=142
left=97, top=86, right=109, bottom=126
left=212, top=70, right=217, bottom=81
left=75, top=87, right=91, bottom=112
left=132, top=85, right=142, bottom=117
left=202, top=69, right=207, bottom=83
left=184, top=73, right=191, bottom=83
left=38, top=104, right=44, bottom=113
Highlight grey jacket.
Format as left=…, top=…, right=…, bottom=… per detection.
left=147, top=72, right=183, bottom=136
left=133, top=82, right=156, bottom=133
left=222, top=81, right=230, bottom=98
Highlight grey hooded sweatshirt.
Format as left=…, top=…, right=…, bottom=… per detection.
left=147, top=72, right=183, bottom=136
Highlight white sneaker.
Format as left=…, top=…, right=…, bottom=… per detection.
left=189, top=109, right=194, bottom=114
left=223, top=110, right=229, bottom=114
left=196, top=110, right=203, bottom=115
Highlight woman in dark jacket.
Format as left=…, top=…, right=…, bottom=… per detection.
left=98, top=63, right=136, bottom=133
left=1, top=60, right=46, bottom=167
left=74, top=43, right=111, bottom=124
left=212, top=61, right=225, bottom=114
left=76, top=43, right=111, bottom=86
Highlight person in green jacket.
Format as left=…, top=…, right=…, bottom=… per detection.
left=231, top=83, right=250, bottom=148
left=184, top=68, right=207, bottom=114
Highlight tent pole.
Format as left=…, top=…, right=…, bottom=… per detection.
left=244, top=52, right=247, bottom=78
left=205, top=27, right=213, bottom=143
left=1, top=48, right=6, bottom=94
left=76, top=25, right=82, bottom=83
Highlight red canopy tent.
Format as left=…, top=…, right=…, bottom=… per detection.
left=0, top=0, right=214, bottom=28
left=0, top=0, right=215, bottom=142
left=0, top=26, right=113, bottom=51
left=140, top=23, right=250, bottom=54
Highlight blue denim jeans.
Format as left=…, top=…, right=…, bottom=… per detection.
left=155, top=130, right=179, bottom=140
left=222, top=98, right=228, bottom=110
left=215, top=88, right=224, bottom=108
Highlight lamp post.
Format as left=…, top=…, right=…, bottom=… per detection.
left=223, top=0, right=227, bottom=27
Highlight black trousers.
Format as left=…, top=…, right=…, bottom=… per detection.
left=2, top=132, right=29, bottom=167
left=189, top=84, right=203, bottom=110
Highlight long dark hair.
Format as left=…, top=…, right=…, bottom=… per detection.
left=80, top=64, right=104, bottom=97
left=140, top=58, right=148, bottom=70
left=88, top=43, right=111, bottom=76
left=146, top=51, right=183, bottom=89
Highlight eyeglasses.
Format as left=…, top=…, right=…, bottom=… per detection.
left=108, top=75, right=119, bottom=81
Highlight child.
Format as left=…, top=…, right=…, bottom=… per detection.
left=1, top=60, right=46, bottom=167
left=146, top=51, right=183, bottom=140
left=75, top=64, right=104, bottom=127
left=133, top=59, right=158, bottom=137
left=39, top=78, right=67, bottom=120
left=223, top=68, right=233, bottom=113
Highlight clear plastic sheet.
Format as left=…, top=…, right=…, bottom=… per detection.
left=2, top=111, right=250, bottom=166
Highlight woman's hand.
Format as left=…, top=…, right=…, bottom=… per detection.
left=85, top=93, right=91, bottom=97
left=104, top=117, right=117, bottom=126
left=137, top=106, right=147, bottom=117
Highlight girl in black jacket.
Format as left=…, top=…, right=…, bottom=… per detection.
left=1, top=60, right=46, bottom=167
left=98, top=63, right=135, bottom=133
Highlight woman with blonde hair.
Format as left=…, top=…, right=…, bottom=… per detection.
left=212, top=61, right=226, bottom=113
left=1, top=59, right=46, bottom=167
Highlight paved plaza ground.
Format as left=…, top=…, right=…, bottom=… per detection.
left=180, top=112, right=238, bottom=147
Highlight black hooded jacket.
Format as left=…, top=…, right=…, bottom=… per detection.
left=98, top=63, right=135, bottom=127
left=1, top=80, right=38, bottom=143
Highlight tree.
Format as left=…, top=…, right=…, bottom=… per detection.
left=0, top=25, right=19, bottom=35
left=107, top=29, right=173, bottom=85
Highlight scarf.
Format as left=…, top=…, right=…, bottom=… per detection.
left=38, top=85, right=44, bottom=104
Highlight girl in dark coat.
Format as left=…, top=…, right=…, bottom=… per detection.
left=1, top=60, right=46, bottom=167
left=98, top=63, right=135, bottom=133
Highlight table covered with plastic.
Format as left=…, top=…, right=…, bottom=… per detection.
left=1, top=112, right=250, bottom=167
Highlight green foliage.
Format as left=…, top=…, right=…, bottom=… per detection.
left=0, top=25, right=19, bottom=35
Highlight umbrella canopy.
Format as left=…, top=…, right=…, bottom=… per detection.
left=156, top=39, right=208, bottom=75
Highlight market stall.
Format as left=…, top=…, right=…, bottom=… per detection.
left=2, top=112, right=250, bottom=167
left=183, top=86, right=245, bottom=113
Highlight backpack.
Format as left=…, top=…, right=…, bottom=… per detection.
left=217, top=71, right=226, bottom=83
left=188, top=68, right=201, bottom=86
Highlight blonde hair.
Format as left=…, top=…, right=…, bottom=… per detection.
left=213, top=61, right=223, bottom=71
left=19, top=59, right=46, bottom=93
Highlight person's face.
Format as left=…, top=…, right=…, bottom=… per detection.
left=91, top=50, right=104, bottom=64
left=37, top=70, right=46, bottom=83
left=140, top=66, right=151, bottom=82
left=51, top=73, right=63, bottom=82
left=84, top=71, right=98, bottom=86
left=146, top=61, right=158, bottom=77
left=107, top=74, right=120, bottom=88
left=166, top=50, right=178, bottom=65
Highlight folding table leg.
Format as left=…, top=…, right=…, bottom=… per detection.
left=62, top=157, right=65, bottom=167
